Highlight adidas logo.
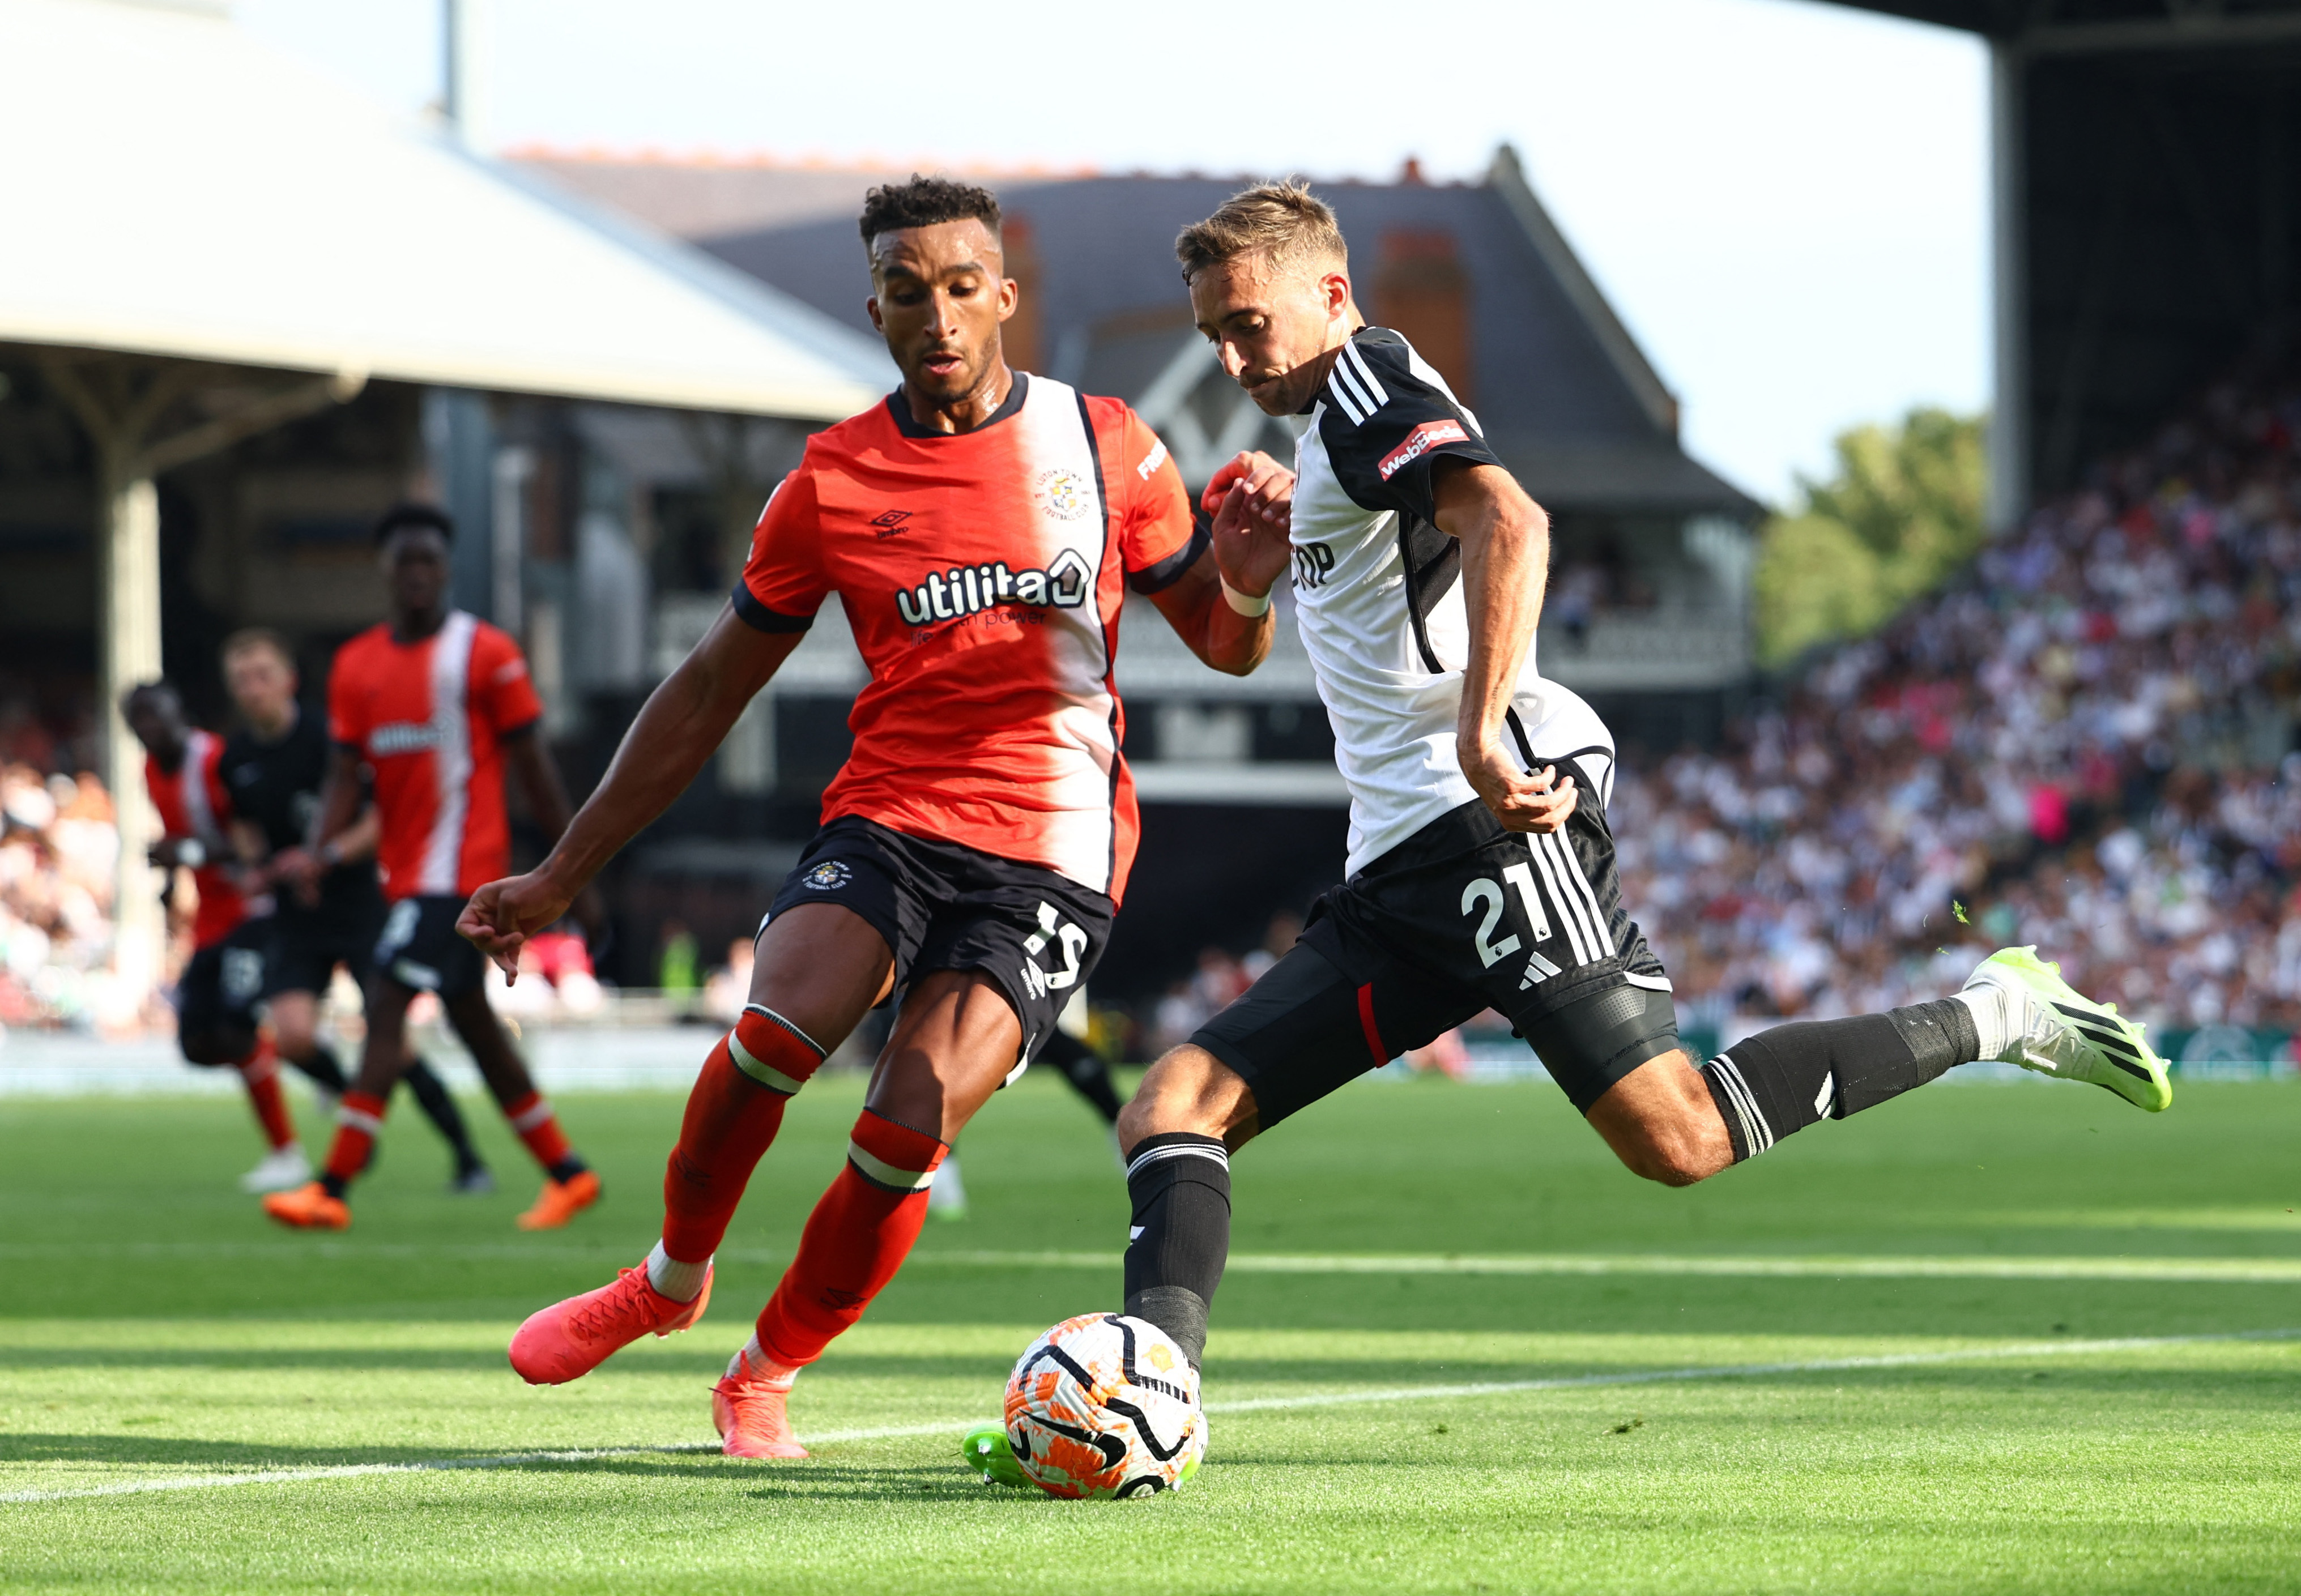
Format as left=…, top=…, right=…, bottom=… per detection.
left=2051, top=1002, right=2152, bottom=1080
left=1519, top=949, right=1562, bottom=991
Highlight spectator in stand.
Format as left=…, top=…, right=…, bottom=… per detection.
left=0, top=765, right=126, bottom=1031
left=1608, top=361, right=2301, bottom=1053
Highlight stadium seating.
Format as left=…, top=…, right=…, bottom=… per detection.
left=1625, top=363, right=2301, bottom=1057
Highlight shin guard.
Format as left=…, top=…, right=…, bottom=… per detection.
left=501, top=1090, right=577, bottom=1175
left=284, top=1041, right=348, bottom=1095
left=238, top=1038, right=295, bottom=1151
left=752, top=1108, right=945, bottom=1368
left=1702, top=999, right=1980, bottom=1162
left=402, top=1057, right=478, bottom=1163
left=660, top=1006, right=828, bottom=1264
left=323, top=1090, right=389, bottom=1188
left=1121, top=1133, right=1232, bottom=1367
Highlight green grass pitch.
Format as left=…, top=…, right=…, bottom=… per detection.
left=3, top=1065, right=2298, bottom=1593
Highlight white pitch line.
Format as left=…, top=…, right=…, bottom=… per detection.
left=914, top=1249, right=2301, bottom=1284
left=6, top=1328, right=2294, bottom=1506
left=4, top=1245, right=2298, bottom=1284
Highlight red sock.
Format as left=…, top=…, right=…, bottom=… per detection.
left=324, top=1091, right=389, bottom=1183
left=661, top=1006, right=828, bottom=1262
left=501, top=1090, right=577, bottom=1173
left=753, top=1107, right=945, bottom=1368
left=237, top=1038, right=295, bottom=1151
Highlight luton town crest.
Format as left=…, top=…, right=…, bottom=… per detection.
left=800, top=860, right=853, bottom=892
left=1037, top=467, right=1092, bottom=522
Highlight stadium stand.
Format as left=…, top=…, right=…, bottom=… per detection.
left=1629, top=356, right=2301, bottom=1057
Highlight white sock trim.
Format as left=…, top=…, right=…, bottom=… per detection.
left=1952, top=986, right=2013, bottom=1063
left=645, top=1240, right=711, bottom=1303
left=727, top=1333, right=799, bottom=1389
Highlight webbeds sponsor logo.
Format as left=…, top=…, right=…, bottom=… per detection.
left=893, top=549, right=1092, bottom=626
left=1378, top=419, right=1469, bottom=481
left=369, top=721, right=442, bottom=756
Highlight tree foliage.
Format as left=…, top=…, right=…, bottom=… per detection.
left=1754, top=407, right=1987, bottom=667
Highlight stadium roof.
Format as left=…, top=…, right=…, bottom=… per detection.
left=1823, top=0, right=2301, bottom=517
left=0, top=0, right=892, bottom=419
left=1825, top=1, right=2301, bottom=50
left=523, top=151, right=1758, bottom=519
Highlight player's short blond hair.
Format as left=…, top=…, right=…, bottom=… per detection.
left=221, top=628, right=293, bottom=672
left=1175, top=180, right=1349, bottom=285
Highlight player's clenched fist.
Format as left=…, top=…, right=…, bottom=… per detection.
left=1460, top=743, right=1577, bottom=834
left=1202, top=449, right=1294, bottom=602
left=458, top=871, right=570, bottom=979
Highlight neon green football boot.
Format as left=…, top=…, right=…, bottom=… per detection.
left=1962, top=946, right=2172, bottom=1112
left=961, top=1423, right=1030, bottom=1487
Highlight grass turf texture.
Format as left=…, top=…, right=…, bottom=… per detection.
left=2, top=1070, right=2298, bottom=1593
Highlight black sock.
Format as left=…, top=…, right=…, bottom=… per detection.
left=1701, top=999, right=1980, bottom=1162
left=319, top=1172, right=348, bottom=1199
left=401, top=1058, right=483, bottom=1172
left=548, top=1155, right=589, bottom=1184
left=285, top=1043, right=349, bottom=1094
left=1041, top=1030, right=1122, bottom=1125
left=1120, top=1133, right=1230, bottom=1367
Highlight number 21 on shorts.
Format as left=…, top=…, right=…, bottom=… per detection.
left=1461, top=863, right=1561, bottom=991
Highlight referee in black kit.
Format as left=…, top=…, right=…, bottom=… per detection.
left=218, top=629, right=490, bottom=1192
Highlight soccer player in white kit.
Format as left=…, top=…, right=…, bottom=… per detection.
left=1108, top=181, right=2172, bottom=1380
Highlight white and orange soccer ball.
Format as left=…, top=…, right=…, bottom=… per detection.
left=1003, top=1313, right=1206, bottom=1498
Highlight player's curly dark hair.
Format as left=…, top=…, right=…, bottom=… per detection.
left=857, top=174, right=1002, bottom=249
left=372, top=502, right=454, bottom=547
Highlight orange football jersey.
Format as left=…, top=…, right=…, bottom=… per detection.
left=327, top=612, right=543, bottom=901
left=738, top=375, right=1200, bottom=903
left=145, top=729, right=247, bottom=949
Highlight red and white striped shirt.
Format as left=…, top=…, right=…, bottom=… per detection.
left=327, top=611, right=543, bottom=901
left=145, top=729, right=247, bottom=949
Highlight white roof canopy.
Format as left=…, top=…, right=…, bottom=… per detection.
left=0, top=0, right=893, bottom=419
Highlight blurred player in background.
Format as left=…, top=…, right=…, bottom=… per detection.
left=260, top=505, right=599, bottom=1232
left=123, top=681, right=307, bottom=1191
left=217, top=629, right=490, bottom=1192
left=463, top=175, right=1287, bottom=1458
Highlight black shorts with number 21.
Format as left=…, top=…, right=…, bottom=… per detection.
left=1194, top=760, right=1681, bottom=1126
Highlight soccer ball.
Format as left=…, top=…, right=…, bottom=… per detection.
left=1003, top=1313, right=1206, bottom=1498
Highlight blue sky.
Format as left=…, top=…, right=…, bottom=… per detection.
left=236, top=0, right=1990, bottom=506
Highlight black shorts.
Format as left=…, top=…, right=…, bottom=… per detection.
left=1193, top=776, right=1680, bottom=1125
left=763, top=815, right=1115, bottom=1064
left=373, top=895, right=488, bottom=1002
left=176, top=919, right=271, bottom=1048
left=260, top=907, right=382, bottom=998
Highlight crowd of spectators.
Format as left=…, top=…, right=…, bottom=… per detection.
left=1616, top=365, right=2301, bottom=1052
left=10, top=367, right=2301, bottom=1064
left=0, top=762, right=155, bottom=1033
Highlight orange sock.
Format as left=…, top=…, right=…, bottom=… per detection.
left=322, top=1090, right=388, bottom=1186
left=661, top=1006, right=827, bottom=1262
left=237, top=1038, right=295, bottom=1151
left=752, top=1108, right=945, bottom=1368
left=502, top=1090, right=578, bottom=1176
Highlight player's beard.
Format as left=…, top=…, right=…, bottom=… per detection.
left=911, top=338, right=998, bottom=407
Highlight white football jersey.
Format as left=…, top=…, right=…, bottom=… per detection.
left=1286, top=327, right=1616, bottom=875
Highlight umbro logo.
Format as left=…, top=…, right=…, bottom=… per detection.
left=871, top=510, right=912, bottom=537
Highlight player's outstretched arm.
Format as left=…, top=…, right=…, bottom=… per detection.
left=459, top=607, right=800, bottom=973
left=1145, top=450, right=1290, bottom=677
left=1435, top=460, right=1576, bottom=834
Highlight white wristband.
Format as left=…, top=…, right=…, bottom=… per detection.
left=1220, top=578, right=1272, bottom=617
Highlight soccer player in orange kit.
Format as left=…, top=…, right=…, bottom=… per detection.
left=461, top=175, right=1290, bottom=1457
left=125, top=681, right=306, bottom=1190
left=261, top=504, right=601, bottom=1233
